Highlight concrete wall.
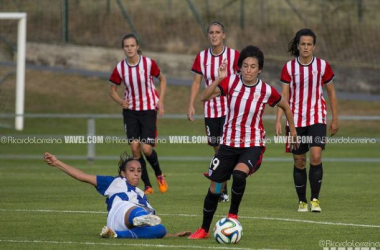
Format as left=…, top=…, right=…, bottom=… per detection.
left=26, top=42, right=194, bottom=80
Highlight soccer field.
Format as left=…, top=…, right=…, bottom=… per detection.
left=1, top=157, right=380, bottom=250
left=1, top=72, right=380, bottom=250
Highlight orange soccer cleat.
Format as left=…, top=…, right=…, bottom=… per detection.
left=144, top=186, right=154, bottom=194
left=156, top=175, right=168, bottom=193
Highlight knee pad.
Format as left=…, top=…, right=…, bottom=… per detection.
left=232, top=170, right=247, bottom=190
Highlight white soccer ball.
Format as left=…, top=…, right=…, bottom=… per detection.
left=213, top=217, right=243, bottom=244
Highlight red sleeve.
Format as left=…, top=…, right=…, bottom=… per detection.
left=150, top=59, right=161, bottom=78
left=268, top=86, right=282, bottom=107
left=280, top=63, right=291, bottom=84
left=109, top=66, right=122, bottom=85
left=233, top=50, right=240, bottom=73
left=322, top=61, right=335, bottom=85
left=191, top=53, right=202, bottom=75
left=217, top=76, right=230, bottom=96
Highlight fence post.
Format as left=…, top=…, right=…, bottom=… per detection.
left=115, top=0, right=142, bottom=45
left=87, top=117, right=95, bottom=162
left=185, top=0, right=207, bottom=37
left=62, top=0, right=69, bottom=43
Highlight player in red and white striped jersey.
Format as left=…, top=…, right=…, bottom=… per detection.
left=109, top=33, right=168, bottom=195
left=187, top=21, right=240, bottom=202
left=189, top=46, right=298, bottom=239
left=275, top=29, right=339, bottom=212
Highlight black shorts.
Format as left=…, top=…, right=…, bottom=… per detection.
left=204, top=116, right=226, bottom=146
left=286, top=123, right=326, bottom=155
left=206, top=145, right=266, bottom=182
left=123, top=109, right=157, bottom=146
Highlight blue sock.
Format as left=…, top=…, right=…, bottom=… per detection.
left=114, top=229, right=136, bottom=239
left=114, top=224, right=166, bottom=239
left=130, top=224, right=166, bottom=238
left=128, top=207, right=149, bottom=226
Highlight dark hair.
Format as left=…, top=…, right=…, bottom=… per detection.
left=288, top=29, right=316, bottom=57
left=118, top=152, right=137, bottom=175
left=207, top=21, right=225, bottom=33
left=238, top=45, right=264, bottom=70
left=121, top=33, right=142, bottom=55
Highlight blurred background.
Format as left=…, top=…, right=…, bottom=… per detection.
left=1, top=0, right=380, bottom=89
left=0, top=0, right=379, bottom=158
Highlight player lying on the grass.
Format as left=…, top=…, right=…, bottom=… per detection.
left=189, top=46, right=299, bottom=239
left=44, top=152, right=190, bottom=239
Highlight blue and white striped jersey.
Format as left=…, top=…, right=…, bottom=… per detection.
left=96, top=176, right=154, bottom=212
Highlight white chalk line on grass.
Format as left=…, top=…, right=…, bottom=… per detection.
left=1, top=208, right=380, bottom=229
left=0, top=239, right=286, bottom=250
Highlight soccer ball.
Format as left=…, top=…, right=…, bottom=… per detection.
left=213, top=217, right=243, bottom=244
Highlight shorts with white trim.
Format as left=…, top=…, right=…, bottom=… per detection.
left=206, top=145, right=266, bottom=182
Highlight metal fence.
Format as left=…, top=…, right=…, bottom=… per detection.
left=1, top=0, right=379, bottom=68
left=1, top=113, right=379, bottom=161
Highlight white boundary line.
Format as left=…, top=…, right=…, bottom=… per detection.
left=1, top=208, right=380, bottom=229
left=0, top=239, right=284, bottom=250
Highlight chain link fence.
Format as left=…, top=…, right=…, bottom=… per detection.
left=1, top=0, right=380, bottom=94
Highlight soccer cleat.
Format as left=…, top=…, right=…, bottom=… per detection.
left=188, top=228, right=209, bottom=239
left=227, top=213, right=238, bottom=220
left=132, top=214, right=162, bottom=227
left=219, top=193, right=229, bottom=202
left=100, top=226, right=117, bottom=238
left=297, top=201, right=308, bottom=212
left=156, top=175, right=168, bottom=193
left=144, top=186, right=154, bottom=194
left=310, top=198, right=322, bottom=212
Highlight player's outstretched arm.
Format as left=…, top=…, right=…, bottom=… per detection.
left=44, top=152, right=97, bottom=186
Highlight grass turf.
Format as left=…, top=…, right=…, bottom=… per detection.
left=0, top=159, right=379, bottom=250
left=0, top=71, right=379, bottom=249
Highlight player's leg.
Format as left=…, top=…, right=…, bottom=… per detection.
left=293, top=153, right=308, bottom=211
left=206, top=117, right=229, bottom=202
left=188, top=180, right=226, bottom=239
left=102, top=206, right=165, bottom=239
left=289, top=126, right=309, bottom=211
left=189, top=145, right=237, bottom=239
left=140, top=110, right=167, bottom=193
left=124, top=109, right=153, bottom=190
left=308, top=124, right=326, bottom=212
left=229, top=147, right=265, bottom=218
left=102, top=224, right=166, bottom=239
left=129, top=224, right=166, bottom=239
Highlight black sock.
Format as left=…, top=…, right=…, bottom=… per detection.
left=202, top=189, right=220, bottom=232
left=309, top=163, right=323, bottom=200
left=145, top=150, right=162, bottom=176
left=229, top=170, right=247, bottom=215
left=293, top=166, right=307, bottom=202
left=138, top=157, right=152, bottom=187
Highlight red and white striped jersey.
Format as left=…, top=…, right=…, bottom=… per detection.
left=218, top=75, right=281, bottom=148
left=280, top=57, right=335, bottom=127
left=109, top=55, right=160, bottom=111
left=192, top=47, right=240, bottom=118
